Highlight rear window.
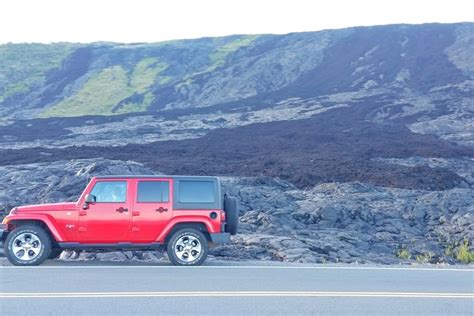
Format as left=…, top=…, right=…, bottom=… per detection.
left=178, top=181, right=215, bottom=203
left=137, top=181, right=169, bottom=203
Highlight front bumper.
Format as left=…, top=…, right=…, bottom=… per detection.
left=209, top=232, right=231, bottom=244
left=0, top=224, right=8, bottom=241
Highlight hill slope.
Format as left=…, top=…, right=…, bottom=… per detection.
left=0, top=23, right=473, bottom=190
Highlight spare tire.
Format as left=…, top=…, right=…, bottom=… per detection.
left=224, top=196, right=239, bottom=235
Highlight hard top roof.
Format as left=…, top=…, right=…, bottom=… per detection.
left=94, top=175, right=219, bottom=180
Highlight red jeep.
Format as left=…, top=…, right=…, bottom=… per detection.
left=0, top=176, right=238, bottom=266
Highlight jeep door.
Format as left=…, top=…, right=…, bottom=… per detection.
left=130, top=178, right=173, bottom=242
left=78, top=179, right=131, bottom=242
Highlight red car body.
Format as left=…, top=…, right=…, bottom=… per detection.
left=1, top=176, right=236, bottom=266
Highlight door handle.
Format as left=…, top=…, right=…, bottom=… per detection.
left=156, top=207, right=168, bottom=213
left=116, top=207, right=128, bottom=213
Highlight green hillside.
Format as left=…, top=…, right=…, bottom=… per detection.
left=0, top=43, right=77, bottom=103
left=0, top=35, right=260, bottom=118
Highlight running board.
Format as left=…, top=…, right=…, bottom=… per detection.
left=58, top=242, right=163, bottom=251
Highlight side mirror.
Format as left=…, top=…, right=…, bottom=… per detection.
left=85, top=194, right=96, bottom=203
left=82, top=194, right=96, bottom=210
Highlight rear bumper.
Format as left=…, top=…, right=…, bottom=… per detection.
left=209, top=232, right=231, bottom=244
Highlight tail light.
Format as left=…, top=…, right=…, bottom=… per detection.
left=221, top=210, right=226, bottom=221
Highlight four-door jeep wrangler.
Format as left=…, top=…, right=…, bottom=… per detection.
left=0, top=176, right=238, bottom=266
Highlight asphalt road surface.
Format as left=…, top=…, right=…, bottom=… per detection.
left=0, top=261, right=473, bottom=315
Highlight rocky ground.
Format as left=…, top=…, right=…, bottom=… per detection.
left=1, top=159, right=472, bottom=265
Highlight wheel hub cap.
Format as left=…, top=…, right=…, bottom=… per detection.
left=12, top=233, right=42, bottom=261
left=175, top=235, right=202, bottom=263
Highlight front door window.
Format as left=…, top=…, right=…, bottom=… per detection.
left=90, top=181, right=127, bottom=203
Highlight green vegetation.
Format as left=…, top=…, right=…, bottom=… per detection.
left=207, top=35, right=260, bottom=72
left=0, top=82, right=30, bottom=102
left=130, top=58, right=169, bottom=93
left=158, top=76, right=172, bottom=85
left=177, top=35, right=260, bottom=88
left=445, top=244, right=454, bottom=257
left=115, top=92, right=154, bottom=115
left=396, top=248, right=411, bottom=260
left=456, top=240, right=474, bottom=264
left=0, top=43, right=76, bottom=102
left=415, top=252, right=433, bottom=263
left=41, top=58, right=169, bottom=118
left=41, top=66, right=131, bottom=117
left=444, top=240, right=473, bottom=263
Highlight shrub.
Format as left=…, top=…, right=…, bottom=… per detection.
left=456, top=240, right=474, bottom=264
left=396, top=248, right=411, bottom=260
left=415, top=252, right=433, bottom=263
left=445, top=244, right=454, bottom=257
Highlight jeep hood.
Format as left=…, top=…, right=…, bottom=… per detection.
left=15, top=202, right=77, bottom=213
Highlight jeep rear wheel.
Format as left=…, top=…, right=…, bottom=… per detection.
left=4, top=225, right=51, bottom=266
left=167, top=228, right=208, bottom=266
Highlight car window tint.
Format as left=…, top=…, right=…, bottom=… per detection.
left=179, top=181, right=215, bottom=203
left=137, top=181, right=169, bottom=203
left=90, top=181, right=127, bottom=203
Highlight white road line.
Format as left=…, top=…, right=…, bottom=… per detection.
left=0, top=265, right=472, bottom=272
left=1, top=291, right=473, bottom=299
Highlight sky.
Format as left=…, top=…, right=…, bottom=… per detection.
left=0, top=0, right=472, bottom=44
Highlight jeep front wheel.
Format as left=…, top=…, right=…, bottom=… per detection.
left=167, top=228, right=208, bottom=266
left=4, top=225, right=51, bottom=266
left=48, top=249, right=63, bottom=259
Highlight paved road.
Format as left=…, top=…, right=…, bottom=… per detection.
left=0, top=261, right=473, bottom=315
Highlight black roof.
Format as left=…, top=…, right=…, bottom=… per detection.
left=94, top=175, right=219, bottom=180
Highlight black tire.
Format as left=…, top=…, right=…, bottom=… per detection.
left=48, top=248, right=63, bottom=259
left=224, top=196, right=239, bottom=235
left=4, top=225, right=51, bottom=266
left=167, top=228, right=208, bottom=266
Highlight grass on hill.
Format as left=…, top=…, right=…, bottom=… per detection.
left=177, top=35, right=259, bottom=87
left=0, top=43, right=75, bottom=103
left=40, top=58, right=169, bottom=117
left=207, top=35, right=260, bottom=71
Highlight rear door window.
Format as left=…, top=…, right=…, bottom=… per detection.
left=178, top=181, right=215, bottom=203
left=137, top=181, right=169, bottom=203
